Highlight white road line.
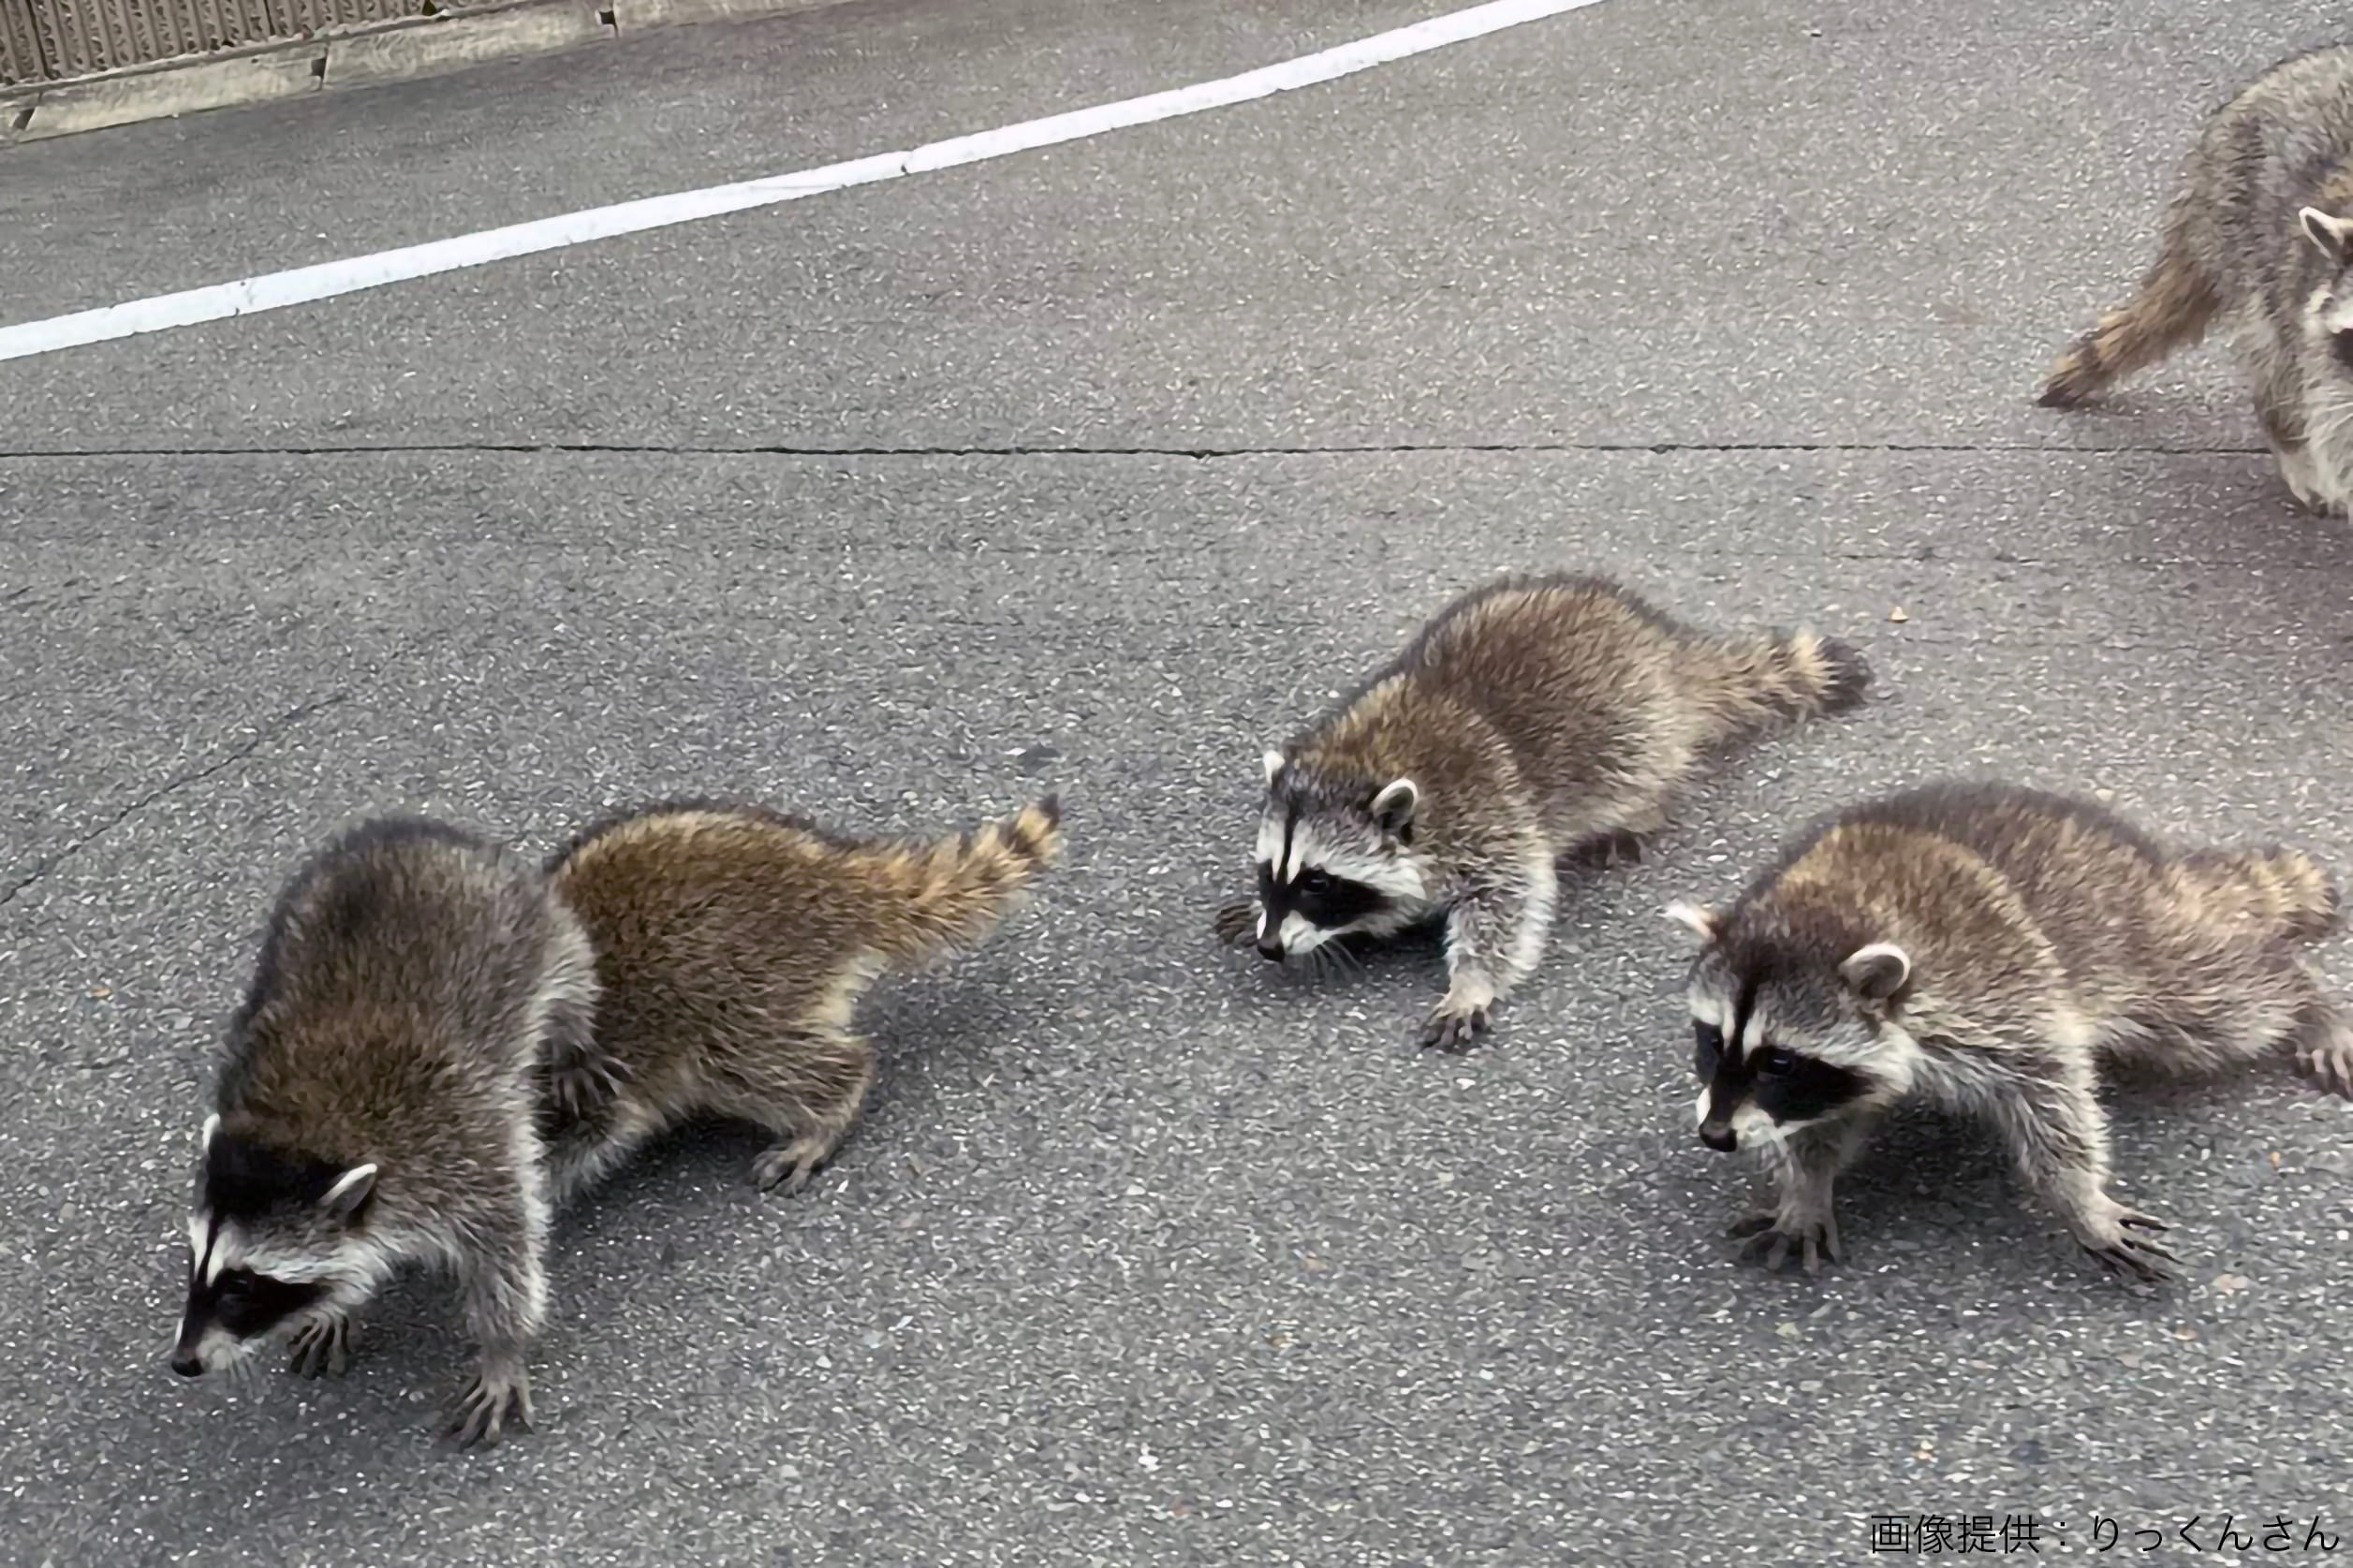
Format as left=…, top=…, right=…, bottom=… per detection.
left=0, top=0, right=1610, bottom=365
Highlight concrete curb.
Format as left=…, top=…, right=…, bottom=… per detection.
left=0, top=0, right=862, bottom=145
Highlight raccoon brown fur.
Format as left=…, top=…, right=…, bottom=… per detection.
left=538, top=794, right=1063, bottom=1204
left=2038, top=44, right=2353, bottom=514
left=1669, top=782, right=2353, bottom=1283
left=1213, top=572, right=1872, bottom=1053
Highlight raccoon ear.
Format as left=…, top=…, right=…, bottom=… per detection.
left=319, top=1163, right=377, bottom=1222
left=1663, top=901, right=1720, bottom=943
left=1262, top=749, right=1286, bottom=785
left=1370, top=778, right=1419, bottom=837
left=199, top=1113, right=219, bottom=1153
left=2302, top=207, right=2353, bottom=266
left=1839, top=942, right=1911, bottom=1001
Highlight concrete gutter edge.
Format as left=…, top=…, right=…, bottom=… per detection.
left=1, top=0, right=864, bottom=145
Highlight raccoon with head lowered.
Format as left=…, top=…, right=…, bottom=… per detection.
left=170, top=818, right=600, bottom=1448
left=1213, top=572, right=1872, bottom=1053
left=1667, top=782, right=2353, bottom=1282
left=534, top=794, right=1063, bottom=1207
left=2038, top=45, right=2353, bottom=515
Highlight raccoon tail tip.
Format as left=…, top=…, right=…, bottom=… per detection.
left=1810, top=634, right=1874, bottom=712
left=1773, top=628, right=1873, bottom=715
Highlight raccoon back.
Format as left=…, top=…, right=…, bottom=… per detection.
left=1302, top=574, right=1865, bottom=836
left=217, top=817, right=579, bottom=1170
left=2188, top=46, right=2353, bottom=306
left=548, top=796, right=1062, bottom=1047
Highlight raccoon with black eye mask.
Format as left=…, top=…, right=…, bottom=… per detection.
left=1213, top=572, right=1872, bottom=1053
left=1666, top=780, right=2353, bottom=1284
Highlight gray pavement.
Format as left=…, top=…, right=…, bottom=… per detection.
left=4, top=0, right=2352, bottom=1562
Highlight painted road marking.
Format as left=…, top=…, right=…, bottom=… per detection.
left=0, top=0, right=1611, bottom=364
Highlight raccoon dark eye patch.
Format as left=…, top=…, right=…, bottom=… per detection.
left=1693, top=1021, right=1725, bottom=1077
left=1285, top=869, right=1390, bottom=930
left=199, top=1267, right=329, bottom=1341
left=1750, top=1051, right=1869, bottom=1125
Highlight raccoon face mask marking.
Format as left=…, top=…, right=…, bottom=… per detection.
left=1250, top=759, right=1430, bottom=961
left=170, top=1130, right=379, bottom=1379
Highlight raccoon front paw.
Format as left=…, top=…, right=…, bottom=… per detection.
left=751, top=1138, right=834, bottom=1197
left=443, top=1368, right=533, bottom=1449
left=1418, top=1003, right=1493, bottom=1055
left=2294, top=1033, right=2353, bottom=1099
left=1566, top=829, right=1645, bottom=870
left=544, top=1056, right=629, bottom=1123
left=287, top=1313, right=354, bottom=1379
left=1729, top=1209, right=1842, bottom=1276
left=1212, top=897, right=1258, bottom=947
left=2079, top=1208, right=2178, bottom=1284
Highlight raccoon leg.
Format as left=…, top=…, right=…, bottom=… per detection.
left=1729, top=1113, right=1875, bottom=1276
left=537, top=943, right=623, bottom=1126
left=2037, top=199, right=2220, bottom=407
left=1989, top=1061, right=2177, bottom=1283
left=442, top=1194, right=549, bottom=1448
left=287, top=1310, right=357, bottom=1378
left=1421, top=853, right=1558, bottom=1054
left=2245, top=349, right=2331, bottom=512
left=731, top=1032, right=877, bottom=1196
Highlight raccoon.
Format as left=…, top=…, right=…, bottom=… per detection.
left=535, top=794, right=1063, bottom=1206
left=1212, top=572, right=1872, bottom=1053
left=169, top=817, right=599, bottom=1448
left=2037, top=44, right=2353, bottom=515
left=1666, top=781, right=2353, bottom=1282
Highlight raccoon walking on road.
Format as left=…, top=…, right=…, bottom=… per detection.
left=2037, top=45, right=2353, bottom=516
left=1213, top=573, right=1873, bottom=1053
left=537, top=794, right=1063, bottom=1207
left=170, top=818, right=600, bottom=1448
left=1667, top=782, right=2353, bottom=1283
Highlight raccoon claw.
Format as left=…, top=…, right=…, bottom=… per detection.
left=1212, top=898, right=1258, bottom=947
left=1419, top=1004, right=1492, bottom=1055
left=287, top=1315, right=353, bottom=1379
left=1568, top=829, right=1645, bottom=870
left=545, top=1059, right=628, bottom=1123
left=443, top=1371, right=533, bottom=1449
left=751, top=1145, right=824, bottom=1196
left=2083, top=1211, right=2178, bottom=1283
left=1731, top=1212, right=1842, bottom=1276
left=2293, top=1039, right=2353, bottom=1099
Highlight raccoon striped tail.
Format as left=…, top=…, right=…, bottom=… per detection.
left=1706, top=627, right=1874, bottom=734
left=2177, top=846, right=2341, bottom=940
left=863, top=796, right=1065, bottom=967
left=2037, top=200, right=2221, bottom=407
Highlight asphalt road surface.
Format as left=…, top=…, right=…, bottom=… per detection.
left=6, top=0, right=2352, bottom=1562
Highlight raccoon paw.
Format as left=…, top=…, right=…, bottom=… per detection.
left=1419, top=1003, right=1493, bottom=1055
left=287, top=1313, right=354, bottom=1379
left=2080, top=1209, right=2178, bottom=1285
left=1566, top=829, right=1645, bottom=871
left=2293, top=1034, right=2353, bottom=1099
left=1729, top=1210, right=1842, bottom=1276
left=751, top=1139, right=832, bottom=1197
left=1212, top=897, right=1258, bottom=947
left=544, top=1056, right=629, bottom=1123
left=443, top=1369, right=533, bottom=1449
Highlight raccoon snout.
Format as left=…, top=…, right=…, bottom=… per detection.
left=169, top=1348, right=205, bottom=1378
left=1255, top=934, right=1287, bottom=962
left=1698, top=1121, right=1738, bottom=1153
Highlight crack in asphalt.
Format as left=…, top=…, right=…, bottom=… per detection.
left=0, top=693, right=354, bottom=912
left=0, top=439, right=2278, bottom=460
